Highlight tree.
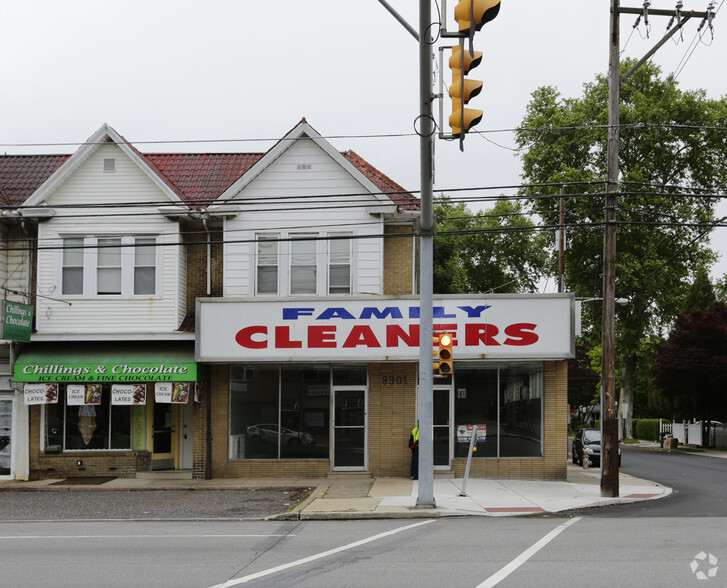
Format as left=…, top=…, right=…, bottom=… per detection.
left=433, top=197, right=548, bottom=294
left=651, top=302, right=727, bottom=422
left=515, top=60, right=727, bottom=438
left=714, top=274, right=727, bottom=302
left=682, top=265, right=716, bottom=313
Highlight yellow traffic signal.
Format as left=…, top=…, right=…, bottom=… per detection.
left=449, top=43, right=484, bottom=139
left=438, top=333, right=454, bottom=375
left=454, top=0, right=501, bottom=33
left=433, top=335, right=442, bottom=373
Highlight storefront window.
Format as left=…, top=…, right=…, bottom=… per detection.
left=454, top=365, right=499, bottom=458
left=44, top=384, right=131, bottom=451
left=229, top=364, right=368, bottom=461
left=280, top=365, right=329, bottom=459
left=499, top=363, right=543, bottom=457
left=229, top=365, right=279, bottom=459
left=454, top=362, right=543, bottom=458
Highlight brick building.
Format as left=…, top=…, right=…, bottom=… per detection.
left=0, top=120, right=573, bottom=482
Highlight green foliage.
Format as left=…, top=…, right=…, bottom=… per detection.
left=713, top=274, right=726, bottom=302
left=682, top=265, right=716, bottom=313
left=433, top=197, right=548, bottom=294
left=516, top=59, right=727, bottom=423
left=635, top=418, right=661, bottom=442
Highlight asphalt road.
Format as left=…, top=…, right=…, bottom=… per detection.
left=577, top=446, right=727, bottom=517
left=2, top=451, right=726, bottom=587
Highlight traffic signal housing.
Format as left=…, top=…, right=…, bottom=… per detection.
left=433, top=333, right=454, bottom=375
left=447, top=0, right=502, bottom=148
left=448, top=43, right=483, bottom=139
left=453, top=0, right=501, bottom=34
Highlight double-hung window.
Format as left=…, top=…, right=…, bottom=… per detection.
left=60, top=235, right=158, bottom=296
left=290, top=234, right=317, bottom=295
left=328, top=233, right=351, bottom=294
left=134, top=238, right=156, bottom=295
left=61, top=237, right=85, bottom=295
left=97, top=238, right=122, bottom=295
left=256, top=234, right=279, bottom=295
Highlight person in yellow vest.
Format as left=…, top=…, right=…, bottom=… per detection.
left=408, top=424, right=419, bottom=480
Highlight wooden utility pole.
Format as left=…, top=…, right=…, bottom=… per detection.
left=601, top=1, right=715, bottom=498
left=601, top=0, right=620, bottom=499
left=558, top=188, right=565, bottom=293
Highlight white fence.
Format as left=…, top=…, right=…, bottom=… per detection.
left=659, top=419, right=726, bottom=447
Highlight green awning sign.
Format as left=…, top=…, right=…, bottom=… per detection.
left=15, top=361, right=196, bottom=383
left=3, top=301, right=32, bottom=342
left=14, top=343, right=198, bottom=383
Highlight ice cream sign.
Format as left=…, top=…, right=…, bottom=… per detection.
left=197, top=295, right=575, bottom=362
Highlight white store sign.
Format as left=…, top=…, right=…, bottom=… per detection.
left=196, top=295, right=575, bottom=362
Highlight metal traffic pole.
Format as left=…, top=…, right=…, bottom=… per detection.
left=416, top=0, right=435, bottom=508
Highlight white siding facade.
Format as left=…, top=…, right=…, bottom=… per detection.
left=223, top=138, right=385, bottom=297
left=34, top=144, right=185, bottom=334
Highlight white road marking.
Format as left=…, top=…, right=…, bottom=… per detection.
left=476, top=516, right=583, bottom=588
left=210, top=519, right=437, bottom=587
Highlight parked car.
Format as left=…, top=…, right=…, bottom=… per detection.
left=572, top=428, right=621, bottom=467
left=246, top=424, right=314, bottom=445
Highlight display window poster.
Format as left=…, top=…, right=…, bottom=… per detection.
left=84, top=384, right=102, bottom=405
left=172, top=383, right=190, bottom=404
left=155, top=382, right=190, bottom=404
left=67, top=384, right=86, bottom=406
left=24, top=383, right=59, bottom=405
left=456, top=424, right=487, bottom=443
left=112, top=384, right=147, bottom=406
left=155, top=382, right=172, bottom=403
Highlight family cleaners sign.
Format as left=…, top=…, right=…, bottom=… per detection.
left=196, top=295, right=575, bottom=362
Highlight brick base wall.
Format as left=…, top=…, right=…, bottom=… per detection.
left=198, top=359, right=567, bottom=481
left=28, top=404, right=152, bottom=480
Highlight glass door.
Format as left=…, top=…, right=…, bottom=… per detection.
left=331, top=388, right=367, bottom=470
left=148, top=399, right=178, bottom=470
left=0, top=395, right=12, bottom=477
left=433, top=387, right=452, bottom=468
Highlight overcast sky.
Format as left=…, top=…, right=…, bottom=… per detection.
left=2, top=1, right=725, bottom=287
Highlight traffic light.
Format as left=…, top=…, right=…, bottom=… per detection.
left=448, top=1, right=502, bottom=149
left=433, top=333, right=454, bottom=375
left=439, top=333, right=454, bottom=374
left=448, top=43, right=483, bottom=140
left=453, top=0, right=501, bottom=35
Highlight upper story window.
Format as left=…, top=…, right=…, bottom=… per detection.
left=134, top=238, right=157, bottom=295
left=290, top=234, right=317, bottom=295
left=328, top=233, right=351, bottom=294
left=97, top=238, right=122, bottom=295
left=60, top=235, right=158, bottom=297
left=255, top=234, right=279, bottom=295
left=252, top=232, right=355, bottom=296
left=61, top=237, right=85, bottom=295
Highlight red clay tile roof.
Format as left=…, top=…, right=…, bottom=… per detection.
left=0, top=148, right=418, bottom=211
left=0, top=155, right=69, bottom=207
left=146, top=153, right=263, bottom=206
left=342, top=150, right=419, bottom=210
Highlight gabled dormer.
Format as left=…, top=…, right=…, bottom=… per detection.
left=23, top=124, right=193, bottom=338
left=206, top=119, right=419, bottom=298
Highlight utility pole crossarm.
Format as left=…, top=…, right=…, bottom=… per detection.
left=621, top=16, right=692, bottom=83
left=619, top=7, right=712, bottom=19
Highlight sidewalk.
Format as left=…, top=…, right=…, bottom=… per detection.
left=286, top=463, right=671, bottom=520
left=0, top=459, right=672, bottom=520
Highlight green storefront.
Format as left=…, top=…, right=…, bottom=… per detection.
left=15, top=342, right=201, bottom=478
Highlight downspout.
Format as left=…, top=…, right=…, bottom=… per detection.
left=202, top=218, right=211, bottom=296
left=202, top=217, right=212, bottom=479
